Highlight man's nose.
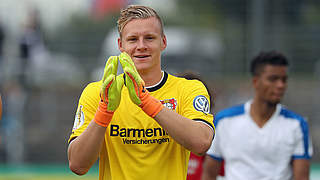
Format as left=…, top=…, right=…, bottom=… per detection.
left=137, top=38, right=147, bottom=50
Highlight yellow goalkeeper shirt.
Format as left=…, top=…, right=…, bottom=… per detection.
left=68, top=72, right=214, bottom=180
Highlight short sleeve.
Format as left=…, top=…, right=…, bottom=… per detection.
left=68, top=81, right=101, bottom=144
left=292, top=118, right=313, bottom=159
left=180, top=80, right=214, bottom=131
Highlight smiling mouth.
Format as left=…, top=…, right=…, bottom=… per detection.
left=134, top=55, right=150, bottom=58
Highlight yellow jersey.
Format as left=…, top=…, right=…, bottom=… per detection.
left=69, top=72, right=214, bottom=180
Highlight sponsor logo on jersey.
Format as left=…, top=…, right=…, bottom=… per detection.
left=160, top=98, right=177, bottom=110
left=110, top=124, right=170, bottom=145
left=73, top=105, right=85, bottom=130
left=193, top=95, right=210, bottom=114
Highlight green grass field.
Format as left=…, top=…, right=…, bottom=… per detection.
left=0, top=164, right=98, bottom=180
left=0, top=174, right=96, bottom=180
left=1, top=163, right=320, bottom=180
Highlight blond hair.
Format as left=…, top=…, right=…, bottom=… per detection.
left=117, top=5, right=164, bottom=38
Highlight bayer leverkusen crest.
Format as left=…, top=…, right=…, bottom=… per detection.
left=160, top=98, right=177, bottom=110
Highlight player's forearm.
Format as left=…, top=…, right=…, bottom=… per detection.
left=68, top=121, right=106, bottom=175
left=154, top=107, right=213, bottom=155
left=202, top=173, right=218, bottom=180
left=201, top=156, right=220, bottom=180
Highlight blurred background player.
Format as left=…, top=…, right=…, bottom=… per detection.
left=67, top=5, right=215, bottom=180
left=202, top=50, right=313, bottom=180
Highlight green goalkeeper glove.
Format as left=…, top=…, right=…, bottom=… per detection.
left=119, top=52, right=163, bottom=117
left=94, top=56, right=124, bottom=127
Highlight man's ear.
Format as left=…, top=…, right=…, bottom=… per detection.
left=161, top=35, right=167, bottom=51
left=118, top=38, right=124, bottom=52
left=252, top=76, right=258, bottom=89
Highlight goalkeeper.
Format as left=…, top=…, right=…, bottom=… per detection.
left=67, top=5, right=214, bottom=180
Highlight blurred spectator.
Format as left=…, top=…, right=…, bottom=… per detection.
left=19, top=8, right=45, bottom=89
left=1, top=79, right=26, bottom=164
left=0, top=8, right=44, bottom=165
left=202, top=51, right=313, bottom=180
